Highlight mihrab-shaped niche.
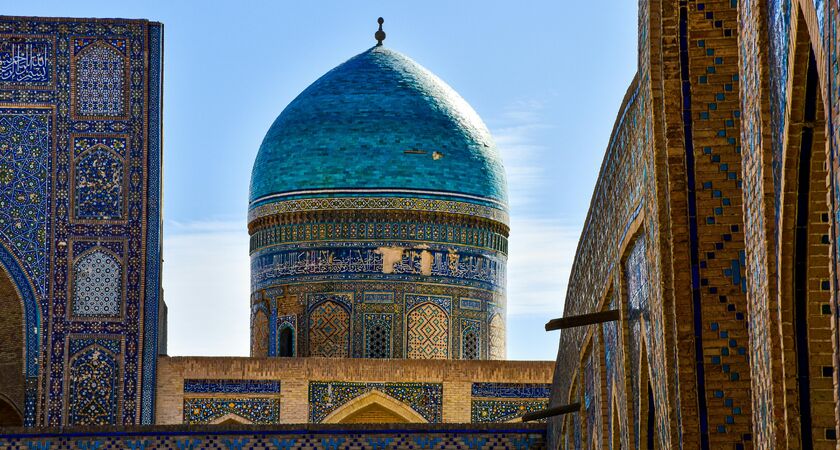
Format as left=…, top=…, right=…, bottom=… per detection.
left=461, top=319, right=480, bottom=360
left=72, top=248, right=123, bottom=318
left=67, top=343, right=119, bottom=426
left=308, top=300, right=351, bottom=358
left=72, top=39, right=128, bottom=119
left=73, top=142, right=125, bottom=221
left=488, top=313, right=505, bottom=360
left=406, top=302, right=449, bottom=359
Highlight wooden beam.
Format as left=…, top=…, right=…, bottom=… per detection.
left=544, top=309, right=620, bottom=331
left=520, top=403, right=581, bottom=422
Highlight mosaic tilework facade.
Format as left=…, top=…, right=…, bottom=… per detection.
left=309, top=382, right=442, bottom=423
left=182, top=380, right=282, bottom=425
left=551, top=0, right=752, bottom=446
left=0, top=423, right=548, bottom=450
left=552, top=0, right=840, bottom=447
left=71, top=248, right=122, bottom=317
left=470, top=383, right=550, bottom=424
left=248, top=44, right=509, bottom=362
left=155, top=357, right=554, bottom=425
left=0, top=17, right=162, bottom=427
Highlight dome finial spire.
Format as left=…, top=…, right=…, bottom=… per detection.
left=375, top=17, right=386, bottom=46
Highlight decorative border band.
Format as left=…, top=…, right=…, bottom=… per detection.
left=248, top=196, right=509, bottom=225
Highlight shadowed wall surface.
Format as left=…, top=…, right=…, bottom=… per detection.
left=550, top=0, right=840, bottom=448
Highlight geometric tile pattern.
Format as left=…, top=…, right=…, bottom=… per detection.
left=308, top=301, right=350, bottom=358
left=309, top=381, right=442, bottom=423
left=71, top=249, right=122, bottom=317
left=72, top=39, right=127, bottom=118
left=488, top=313, right=505, bottom=360
left=461, top=319, right=480, bottom=360
left=0, top=17, right=163, bottom=427
left=363, top=313, right=392, bottom=359
left=252, top=308, right=269, bottom=358
left=406, top=303, right=448, bottom=359
left=0, top=428, right=547, bottom=449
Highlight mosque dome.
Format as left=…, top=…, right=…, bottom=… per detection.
left=249, top=45, right=508, bottom=211
left=248, top=32, right=510, bottom=361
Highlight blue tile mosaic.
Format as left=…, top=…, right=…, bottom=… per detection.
left=249, top=46, right=507, bottom=209
left=184, top=380, right=281, bottom=394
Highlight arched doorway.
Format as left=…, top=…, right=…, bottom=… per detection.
left=0, top=262, right=25, bottom=427
left=777, top=5, right=831, bottom=446
left=322, top=390, right=428, bottom=424
left=278, top=326, right=294, bottom=357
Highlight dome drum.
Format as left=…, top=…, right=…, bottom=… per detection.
left=248, top=44, right=509, bottom=361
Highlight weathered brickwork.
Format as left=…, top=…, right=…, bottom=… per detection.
left=155, top=357, right=553, bottom=425
left=552, top=0, right=840, bottom=448
left=0, top=423, right=547, bottom=449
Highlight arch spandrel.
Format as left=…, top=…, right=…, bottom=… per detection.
left=321, top=390, right=428, bottom=424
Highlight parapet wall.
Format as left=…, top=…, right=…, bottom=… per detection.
left=0, top=423, right=546, bottom=449
left=156, top=356, right=554, bottom=425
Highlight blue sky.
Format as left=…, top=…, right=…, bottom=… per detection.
left=8, top=1, right=638, bottom=360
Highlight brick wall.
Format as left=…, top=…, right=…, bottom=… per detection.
left=155, top=356, right=553, bottom=425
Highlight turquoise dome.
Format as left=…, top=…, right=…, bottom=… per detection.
left=249, top=46, right=508, bottom=210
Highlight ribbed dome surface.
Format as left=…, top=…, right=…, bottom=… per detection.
left=249, top=46, right=507, bottom=209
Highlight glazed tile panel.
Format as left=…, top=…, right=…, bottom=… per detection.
left=550, top=74, right=657, bottom=448
left=249, top=46, right=507, bottom=206
left=250, top=242, right=506, bottom=292
left=471, top=383, right=551, bottom=423
left=182, top=379, right=282, bottom=425
left=308, top=381, right=442, bottom=423
left=0, top=17, right=163, bottom=426
left=0, top=426, right=547, bottom=449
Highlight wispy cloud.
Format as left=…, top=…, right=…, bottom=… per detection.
left=490, top=99, right=578, bottom=318
left=160, top=98, right=581, bottom=358
left=491, top=100, right=553, bottom=213
left=162, top=219, right=251, bottom=356
left=506, top=218, right=577, bottom=317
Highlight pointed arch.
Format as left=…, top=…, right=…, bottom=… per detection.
left=67, top=344, right=119, bottom=426
left=308, top=300, right=350, bottom=357
left=775, top=4, right=832, bottom=446
left=72, top=39, right=128, bottom=118
left=0, top=393, right=22, bottom=426
left=406, top=302, right=449, bottom=359
left=252, top=307, right=269, bottom=357
left=0, top=240, right=40, bottom=426
left=278, top=324, right=295, bottom=357
left=488, top=312, right=505, bottom=360
left=211, top=413, right=253, bottom=425
left=322, top=390, right=428, bottom=424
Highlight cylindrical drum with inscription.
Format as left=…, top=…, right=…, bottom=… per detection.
left=248, top=45, right=508, bottom=360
